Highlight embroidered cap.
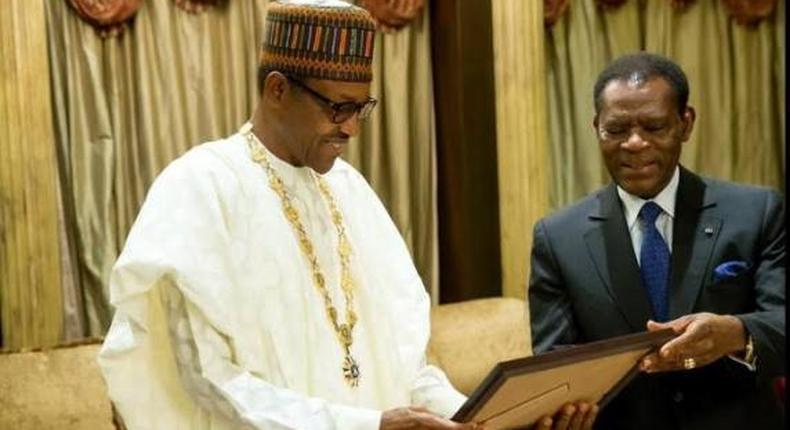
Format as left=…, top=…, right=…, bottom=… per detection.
left=261, top=0, right=377, bottom=82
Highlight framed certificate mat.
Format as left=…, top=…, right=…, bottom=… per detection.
left=452, top=329, right=675, bottom=429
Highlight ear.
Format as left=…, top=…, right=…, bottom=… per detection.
left=263, top=72, right=289, bottom=105
left=679, top=106, right=696, bottom=141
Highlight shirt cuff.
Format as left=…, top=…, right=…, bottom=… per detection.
left=727, top=354, right=757, bottom=371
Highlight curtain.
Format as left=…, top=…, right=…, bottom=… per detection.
left=345, top=3, right=439, bottom=303
left=46, top=0, right=438, bottom=341
left=546, top=0, right=785, bottom=210
left=490, top=0, right=550, bottom=303
left=0, top=0, right=63, bottom=349
left=545, top=0, right=642, bottom=208
left=47, top=0, right=265, bottom=339
left=644, top=0, right=785, bottom=188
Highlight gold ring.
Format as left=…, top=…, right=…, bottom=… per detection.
left=683, top=358, right=696, bottom=370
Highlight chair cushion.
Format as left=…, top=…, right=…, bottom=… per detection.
left=0, top=340, right=115, bottom=430
left=427, top=297, right=531, bottom=395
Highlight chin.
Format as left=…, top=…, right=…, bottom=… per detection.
left=619, top=178, right=660, bottom=199
left=628, top=186, right=661, bottom=199
left=312, top=159, right=336, bottom=175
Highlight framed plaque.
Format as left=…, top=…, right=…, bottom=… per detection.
left=452, top=329, right=676, bottom=429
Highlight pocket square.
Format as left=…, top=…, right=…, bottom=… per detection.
left=713, top=260, right=751, bottom=282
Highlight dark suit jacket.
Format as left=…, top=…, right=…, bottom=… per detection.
left=529, top=167, right=785, bottom=430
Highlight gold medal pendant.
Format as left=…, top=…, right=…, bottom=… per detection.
left=343, top=352, right=361, bottom=387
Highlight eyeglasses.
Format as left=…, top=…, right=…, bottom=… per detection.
left=286, top=75, right=377, bottom=124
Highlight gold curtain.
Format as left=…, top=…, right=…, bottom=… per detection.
left=46, top=0, right=266, bottom=339
left=46, top=0, right=438, bottom=341
left=490, top=0, right=550, bottom=306
left=345, top=3, right=440, bottom=302
left=546, top=0, right=785, bottom=209
left=0, top=0, right=63, bottom=349
left=644, top=0, right=785, bottom=187
left=545, top=0, right=642, bottom=208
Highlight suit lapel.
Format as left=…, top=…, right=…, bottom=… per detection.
left=584, top=184, right=654, bottom=331
left=669, top=167, right=720, bottom=318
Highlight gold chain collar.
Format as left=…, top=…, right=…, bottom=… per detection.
left=245, top=131, right=361, bottom=387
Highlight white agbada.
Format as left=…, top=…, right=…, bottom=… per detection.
left=98, top=123, right=466, bottom=429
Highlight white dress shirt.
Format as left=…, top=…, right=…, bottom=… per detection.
left=617, top=167, right=679, bottom=266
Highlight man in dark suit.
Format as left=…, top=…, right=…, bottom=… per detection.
left=528, top=52, right=785, bottom=429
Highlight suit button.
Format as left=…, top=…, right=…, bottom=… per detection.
left=673, top=391, right=684, bottom=403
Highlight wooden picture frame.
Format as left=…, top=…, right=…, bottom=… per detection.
left=453, top=329, right=676, bottom=429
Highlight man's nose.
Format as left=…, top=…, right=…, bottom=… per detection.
left=339, top=113, right=361, bottom=137
left=621, top=129, right=649, bottom=151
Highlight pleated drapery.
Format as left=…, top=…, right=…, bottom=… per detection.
left=545, top=0, right=785, bottom=209
left=43, top=0, right=438, bottom=341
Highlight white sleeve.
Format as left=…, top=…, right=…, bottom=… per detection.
left=726, top=354, right=757, bottom=371
left=332, top=165, right=467, bottom=420
left=161, top=284, right=382, bottom=430
left=410, top=362, right=468, bottom=418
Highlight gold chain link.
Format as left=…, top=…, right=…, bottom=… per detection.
left=245, top=131, right=360, bottom=386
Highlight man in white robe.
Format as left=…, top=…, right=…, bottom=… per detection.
left=99, top=1, right=596, bottom=429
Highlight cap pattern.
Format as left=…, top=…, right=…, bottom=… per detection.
left=261, top=1, right=377, bottom=82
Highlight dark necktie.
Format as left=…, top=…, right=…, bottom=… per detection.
left=639, top=202, right=670, bottom=322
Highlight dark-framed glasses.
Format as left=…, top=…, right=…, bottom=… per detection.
left=286, top=75, right=377, bottom=124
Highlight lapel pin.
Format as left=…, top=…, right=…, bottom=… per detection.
left=704, top=227, right=714, bottom=235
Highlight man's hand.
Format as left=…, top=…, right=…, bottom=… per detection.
left=640, top=312, right=747, bottom=373
left=380, top=406, right=479, bottom=429
left=534, top=402, right=598, bottom=430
